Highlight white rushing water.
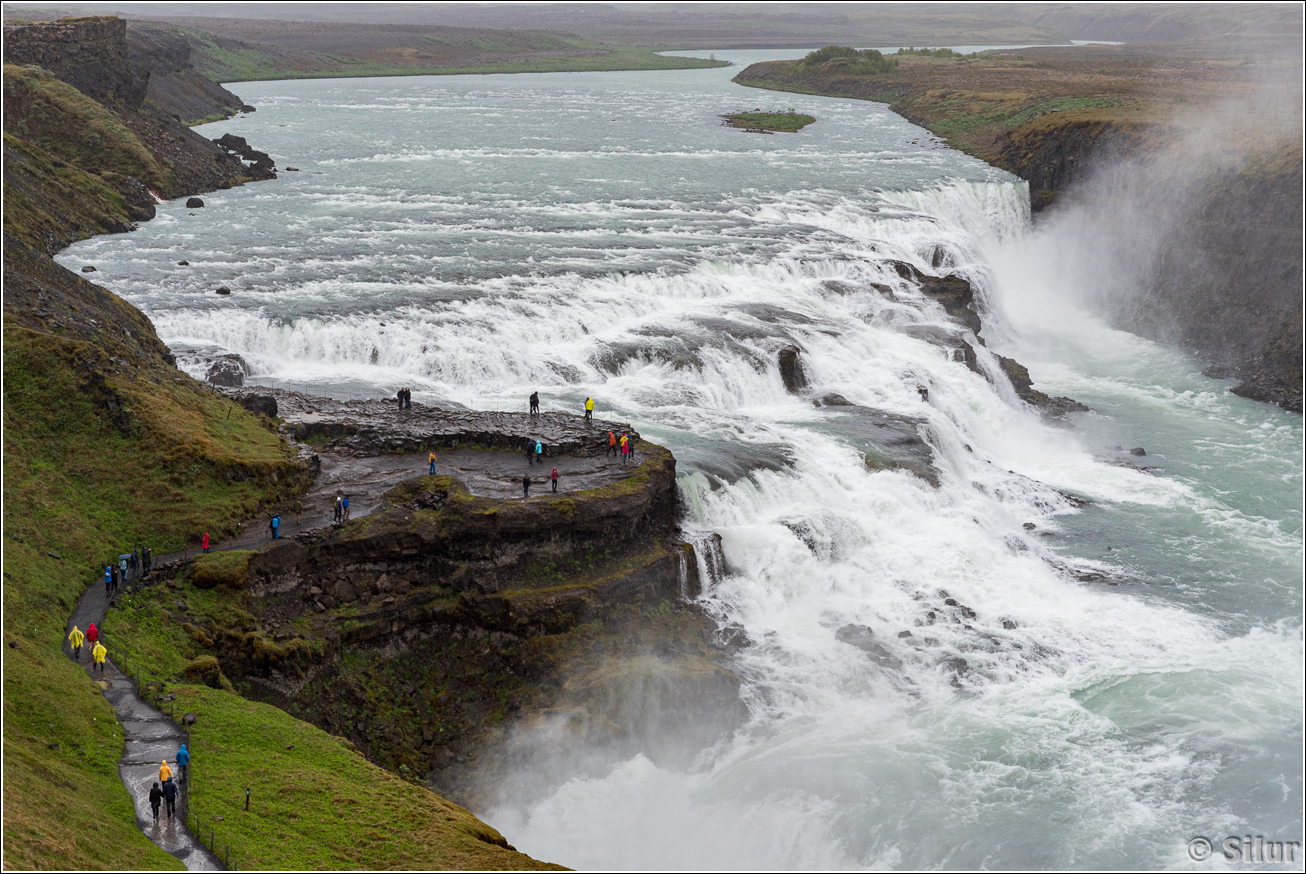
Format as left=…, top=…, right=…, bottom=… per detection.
left=59, top=50, right=1302, bottom=870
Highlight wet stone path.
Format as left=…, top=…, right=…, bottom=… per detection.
left=65, top=581, right=223, bottom=870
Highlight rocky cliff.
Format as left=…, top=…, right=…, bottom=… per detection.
left=734, top=54, right=1303, bottom=412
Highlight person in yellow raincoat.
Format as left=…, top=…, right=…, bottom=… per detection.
left=68, top=625, right=85, bottom=661
left=92, top=640, right=107, bottom=674
left=428, top=451, right=437, bottom=475
left=584, top=397, right=594, bottom=424
left=159, top=760, right=173, bottom=784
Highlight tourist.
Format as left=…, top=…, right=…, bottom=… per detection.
left=68, top=625, right=84, bottom=661
left=535, top=439, right=544, bottom=464
left=522, top=474, right=531, bottom=498
left=529, top=391, right=539, bottom=415
left=584, top=396, right=594, bottom=423
left=270, top=514, right=280, bottom=540
left=149, top=782, right=163, bottom=821
left=159, top=759, right=173, bottom=785
left=130, top=548, right=139, bottom=575
left=627, top=436, right=635, bottom=463
left=104, top=565, right=113, bottom=595
left=607, top=430, right=617, bottom=456
left=428, top=451, right=437, bottom=475
left=405, top=387, right=412, bottom=409
left=342, top=495, right=350, bottom=521
left=142, top=545, right=152, bottom=573
left=396, top=387, right=404, bottom=410
left=162, top=777, right=178, bottom=820
left=201, top=532, right=210, bottom=554
left=620, top=433, right=629, bottom=465
left=86, top=621, right=99, bottom=650
left=551, top=466, right=559, bottom=493
left=118, top=555, right=128, bottom=585
left=525, top=439, right=535, bottom=465
left=176, top=744, right=190, bottom=782
left=92, top=640, right=107, bottom=674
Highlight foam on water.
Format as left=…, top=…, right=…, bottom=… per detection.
left=59, top=62, right=1301, bottom=869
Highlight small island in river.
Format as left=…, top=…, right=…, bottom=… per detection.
left=723, top=110, right=816, bottom=133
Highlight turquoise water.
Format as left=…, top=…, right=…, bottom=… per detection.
left=60, top=52, right=1303, bottom=870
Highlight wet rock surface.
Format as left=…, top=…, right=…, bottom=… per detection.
left=262, top=389, right=641, bottom=458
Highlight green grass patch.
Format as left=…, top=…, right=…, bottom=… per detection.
left=167, top=686, right=561, bottom=870
left=724, top=111, right=816, bottom=132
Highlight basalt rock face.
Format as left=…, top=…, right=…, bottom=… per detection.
left=2, top=17, right=148, bottom=108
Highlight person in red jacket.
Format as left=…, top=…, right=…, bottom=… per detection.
left=201, top=532, right=210, bottom=553
left=86, top=622, right=99, bottom=647
left=550, top=466, right=559, bottom=493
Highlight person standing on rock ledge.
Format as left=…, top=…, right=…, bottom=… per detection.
left=584, top=396, right=594, bottom=424
left=523, top=474, right=532, bottom=498
left=535, top=439, right=544, bottom=464
left=529, top=391, right=540, bottom=415
left=343, top=495, right=351, bottom=521
left=607, top=430, right=617, bottom=457
left=428, top=451, right=438, bottom=475
left=270, top=513, right=281, bottom=540
left=551, top=466, right=559, bottom=493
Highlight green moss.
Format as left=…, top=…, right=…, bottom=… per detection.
left=193, top=550, right=253, bottom=589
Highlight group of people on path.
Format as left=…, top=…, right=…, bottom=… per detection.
left=105, top=546, right=152, bottom=595
left=148, top=744, right=190, bottom=822
left=68, top=622, right=107, bottom=673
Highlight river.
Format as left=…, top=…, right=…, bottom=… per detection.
left=58, top=49, right=1303, bottom=870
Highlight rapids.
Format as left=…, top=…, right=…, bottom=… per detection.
left=58, top=50, right=1302, bottom=870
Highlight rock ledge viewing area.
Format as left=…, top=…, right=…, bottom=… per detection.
left=213, top=388, right=652, bottom=550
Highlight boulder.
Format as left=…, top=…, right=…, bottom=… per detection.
left=835, top=623, right=903, bottom=670
left=182, top=655, right=223, bottom=688
left=332, top=579, right=358, bottom=603
left=230, top=392, right=278, bottom=418
left=778, top=345, right=807, bottom=392
left=186, top=197, right=204, bottom=208
left=205, top=354, right=249, bottom=387
left=81, top=265, right=96, bottom=273
left=177, top=260, right=189, bottom=266
left=1129, top=447, right=1147, bottom=456
left=215, top=286, right=231, bottom=295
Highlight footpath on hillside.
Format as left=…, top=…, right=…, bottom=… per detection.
left=64, top=583, right=224, bottom=871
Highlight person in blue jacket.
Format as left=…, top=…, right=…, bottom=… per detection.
left=176, top=743, right=190, bottom=782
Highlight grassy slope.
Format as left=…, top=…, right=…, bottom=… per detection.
left=2, top=50, right=560, bottom=870
left=1, top=324, right=297, bottom=870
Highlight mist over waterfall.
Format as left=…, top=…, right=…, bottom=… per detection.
left=60, top=55, right=1302, bottom=870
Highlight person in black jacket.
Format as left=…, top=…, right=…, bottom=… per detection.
left=149, top=782, right=163, bottom=821
left=162, top=778, right=178, bottom=819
